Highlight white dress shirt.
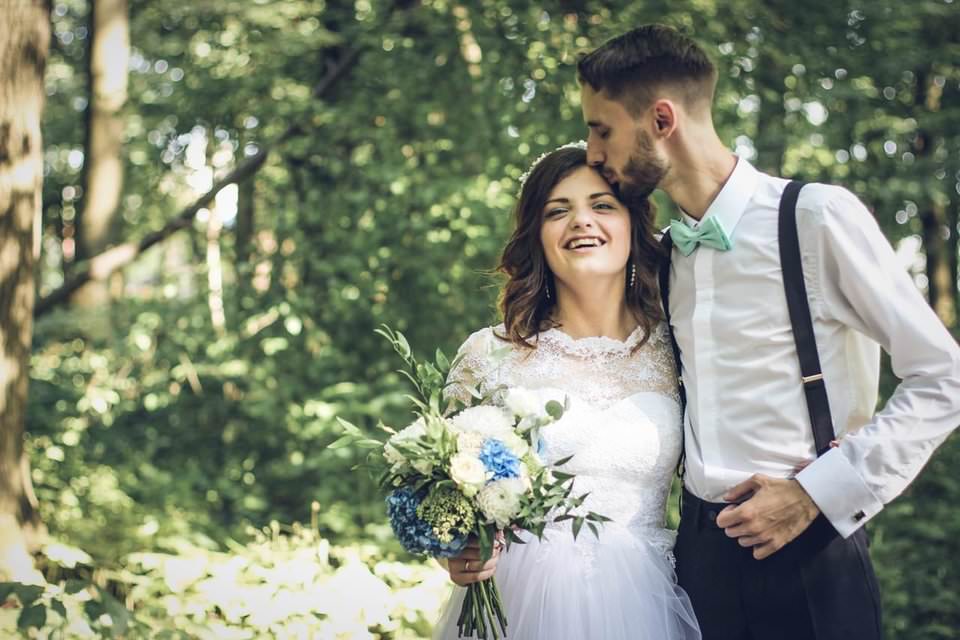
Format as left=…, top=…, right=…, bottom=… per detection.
left=668, top=157, right=960, bottom=538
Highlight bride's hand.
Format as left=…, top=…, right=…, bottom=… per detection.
left=446, top=534, right=504, bottom=586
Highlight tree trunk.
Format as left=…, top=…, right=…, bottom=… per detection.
left=73, top=0, right=129, bottom=307
left=921, top=201, right=956, bottom=327
left=0, top=0, right=50, bottom=583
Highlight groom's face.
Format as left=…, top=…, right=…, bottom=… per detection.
left=581, top=85, right=668, bottom=201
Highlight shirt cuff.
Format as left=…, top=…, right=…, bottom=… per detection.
left=795, top=447, right=884, bottom=538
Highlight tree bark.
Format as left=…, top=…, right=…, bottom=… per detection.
left=0, top=0, right=50, bottom=582
left=73, top=0, right=129, bottom=307
left=922, top=200, right=956, bottom=328
left=35, top=45, right=364, bottom=318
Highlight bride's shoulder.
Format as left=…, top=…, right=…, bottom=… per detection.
left=454, top=324, right=508, bottom=357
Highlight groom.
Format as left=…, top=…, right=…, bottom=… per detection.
left=578, top=25, right=960, bottom=640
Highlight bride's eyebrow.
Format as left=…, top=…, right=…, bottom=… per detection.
left=590, top=192, right=616, bottom=199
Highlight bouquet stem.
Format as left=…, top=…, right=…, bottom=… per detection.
left=456, top=578, right=507, bottom=639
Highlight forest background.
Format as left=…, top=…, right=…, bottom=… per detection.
left=0, top=0, right=958, bottom=637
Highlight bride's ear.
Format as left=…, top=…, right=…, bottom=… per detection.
left=650, top=99, right=678, bottom=139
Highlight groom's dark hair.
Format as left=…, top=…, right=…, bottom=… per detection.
left=577, top=25, right=717, bottom=117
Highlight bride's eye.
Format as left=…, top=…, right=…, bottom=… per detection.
left=593, top=202, right=615, bottom=211
left=545, top=208, right=567, bottom=218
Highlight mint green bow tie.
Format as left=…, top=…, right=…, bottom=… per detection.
left=669, top=217, right=733, bottom=256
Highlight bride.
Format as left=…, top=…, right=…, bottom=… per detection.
left=432, top=143, right=701, bottom=639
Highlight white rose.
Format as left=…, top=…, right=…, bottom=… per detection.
left=499, top=432, right=529, bottom=458
left=449, top=453, right=489, bottom=494
left=450, top=406, right=513, bottom=438
left=388, top=418, right=427, bottom=450
left=504, top=388, right=542, bottom=418
left=457, top=431, right=487, bottom=456
left=476, top=478, right=526, bottom=529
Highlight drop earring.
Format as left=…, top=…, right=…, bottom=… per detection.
left=629, top=263, right=637, bottom=288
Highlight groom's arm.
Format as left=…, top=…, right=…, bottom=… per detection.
left=792, top=185, right=960, bottom=538
left=718, top=185, right=960, bottom=558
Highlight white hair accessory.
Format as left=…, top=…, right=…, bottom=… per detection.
left=517, top=140, right=588, bottom=193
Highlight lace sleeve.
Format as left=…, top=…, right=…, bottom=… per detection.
left=444, top=327, right=497, bottom=406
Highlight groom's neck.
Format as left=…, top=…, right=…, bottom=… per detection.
left=661, top=128, right=736, bottom=221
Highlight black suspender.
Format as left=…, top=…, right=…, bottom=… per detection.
left=658, top=230, right=686, bottom=411
left=778, top=181, right=836, bottom=456
left=659, top=181, right=836, bottom=472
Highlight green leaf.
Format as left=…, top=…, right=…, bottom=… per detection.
left=553, top=454, right=574, bottom=467
left=83, top=599, right=105, bottom=622
left=101, top=590, right=132, bottom=634
left=545, top=400, right=564, bottom=420
left=436, top=348, right=450, bottom=372
left=15, top=584, right=44, bottom=606
left=572, top=516, right=584, bottom=540
left=18, top=603, right=46, bottom=631
left=477, top=525, right=493, bottom=561
left=0, top=582, right=16, bottom=603
left=65, top=579, right=87, bottom=595
left=51, top=598, right=67, bottom=618
left=327, top=434, right=356, bottom=449
left=587, top=522, right=600, bottom=539
left=335, top=417, right=362, bottom=437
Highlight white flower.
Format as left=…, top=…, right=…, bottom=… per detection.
left=450, top=406, right=513, bottom=438
left=504, top=388, right=542, bottom=418
left=457, top=432, right=487, bottom=456
left=477, top=478, right=526, bottom=528
left=449, top=453, right=489, bottom=496
left=499, top=432, right=529, bottom=458
left=385, top=417, right=427, bottom=461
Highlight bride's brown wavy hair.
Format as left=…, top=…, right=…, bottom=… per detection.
left=497, top=146, right=664, bottom=351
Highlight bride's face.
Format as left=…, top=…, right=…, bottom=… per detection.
left=539, top=166, right=632, bottom=290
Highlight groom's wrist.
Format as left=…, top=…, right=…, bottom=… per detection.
left=795, top=448, right=883, bottom=538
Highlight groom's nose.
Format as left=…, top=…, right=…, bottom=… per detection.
left=586, top=141, right=605, bottom=168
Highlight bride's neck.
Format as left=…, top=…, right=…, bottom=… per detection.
left=551, top=280, right=636, bottom=341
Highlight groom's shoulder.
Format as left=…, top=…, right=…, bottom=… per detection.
left=794, top=181, right=862, bottom=212
left=790, top=182, right=881, bottom=248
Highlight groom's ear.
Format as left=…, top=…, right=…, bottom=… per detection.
left=650, top=99, right=678, bottom=139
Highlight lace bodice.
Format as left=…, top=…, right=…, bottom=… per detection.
left=448, top=322, right=683, bottom=561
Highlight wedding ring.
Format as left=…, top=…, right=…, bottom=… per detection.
left=464, top=560, right=472, bottom=572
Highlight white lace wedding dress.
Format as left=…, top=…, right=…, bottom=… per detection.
left=433, top=323, right=701, bottom=639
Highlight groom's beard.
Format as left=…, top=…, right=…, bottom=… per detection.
left=618, top=130, right=668, bottom=204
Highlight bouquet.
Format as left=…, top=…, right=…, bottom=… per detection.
left=330, top=326, right=609, bottom=639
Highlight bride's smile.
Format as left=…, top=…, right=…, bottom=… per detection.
left=539, top=165, right=631, bottom=290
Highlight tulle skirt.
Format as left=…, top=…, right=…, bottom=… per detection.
left=433, top=526, right=701, bottom=639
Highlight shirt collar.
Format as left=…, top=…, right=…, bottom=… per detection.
left=680, top=156, right=760, bottom=240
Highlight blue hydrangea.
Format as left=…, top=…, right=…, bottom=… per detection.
left=385, top=487, right=468, bottom=558
left=478, top=438, right=521, bottom=481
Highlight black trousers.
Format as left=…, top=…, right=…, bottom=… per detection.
left=675, top=489, right=883, bottom=640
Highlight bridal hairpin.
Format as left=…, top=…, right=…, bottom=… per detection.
left=517, top=140, right=588, bottom=192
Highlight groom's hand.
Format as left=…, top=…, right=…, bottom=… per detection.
left=715, top=474, right=820, bottom=560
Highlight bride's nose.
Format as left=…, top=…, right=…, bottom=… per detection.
left=569, top=204, right=595, bottom=229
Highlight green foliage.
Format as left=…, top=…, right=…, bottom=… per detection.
left=1, top=528, right=449, bottom=638
left=29, top=1, right=960, bottom=638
